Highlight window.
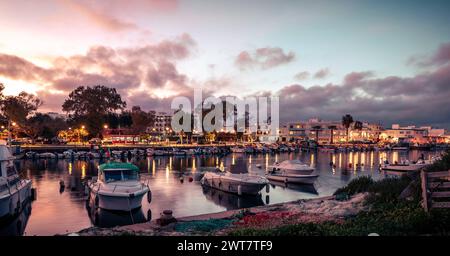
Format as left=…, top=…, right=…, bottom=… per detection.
left=103, top=169, right=138, bottom=182
left=6, top=166, right=16, bottom=177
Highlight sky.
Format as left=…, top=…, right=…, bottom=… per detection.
left=1, top=0, right=450, bottom=128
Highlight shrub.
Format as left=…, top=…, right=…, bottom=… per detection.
left=333, top=176, right=374, bottom=197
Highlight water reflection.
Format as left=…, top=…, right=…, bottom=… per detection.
left=5, top=149, right=443, bottom=235
left=0, top=202, right=32, bottom=236
left=202, top=186, right=264, bottom=210
left=86, top=206, right=149, bottom=228
left=269, top=181, right=318, bottom=195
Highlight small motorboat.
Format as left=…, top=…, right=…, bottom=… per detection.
left=0, top=144, right=33, bottom=219
left=268, top=160, right=315, bottom=175
left=86, top=162, right=150, bottom=211
left=201, top=171, right=269, bottom=196
left=381, top=157, right=438, bottom=172
left=266, top=170, right=319, bottom=185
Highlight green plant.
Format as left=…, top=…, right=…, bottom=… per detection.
left=333, top=176, right=374, bottom=197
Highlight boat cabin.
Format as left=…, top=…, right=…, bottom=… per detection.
left=0, top=144, right=21, bottom=189
left=98, top=163, right=140, bottom=183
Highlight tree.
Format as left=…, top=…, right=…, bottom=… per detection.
left=342, top=114, right=354, bottom=142
left=62, top=85, right=126, bottom=138
left=1, top=92, right=42, bottom=125
left=311, top=125, right=322, bottom=145
left=328, top=125, right=337, bottom=144
left=130, top=106, right=155, bottom=134
left=22, top=113, right=67, bottom=142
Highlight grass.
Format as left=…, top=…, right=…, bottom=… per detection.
left=229, top=151, right=450, bottom=236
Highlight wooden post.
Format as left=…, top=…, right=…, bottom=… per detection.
left=420, top=170, right=429, bottom=212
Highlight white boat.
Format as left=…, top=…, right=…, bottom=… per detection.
left=25, top=151, right=36, bottom=159
left=230, top=146, right=246, bottom=153
left=87, top=162, right=150, bottom=211
left=266, top=170, right=319, bottom=185
left=201, top=171, right=269, bottom=196
left=381, top=157, right=438, bottom=172
left=172, top=148, right=186, bottom=156
left=0, top=144, right=33, bottom=219
left=153, top=149, right=167, bottom=156
left=268, top=160, right=315, bottom=175
left=39, top=152, right=56, bottom=159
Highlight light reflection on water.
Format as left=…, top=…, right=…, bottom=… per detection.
left=3, top=150, right=442, bottom=236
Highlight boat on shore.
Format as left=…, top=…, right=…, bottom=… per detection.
left=86, top=162, right=151, bottom=211
left=0, top=144, right=33, bottom=220
left=201, top=171, right=269, bottom=196
left=268, top=160, right=315, bottom=175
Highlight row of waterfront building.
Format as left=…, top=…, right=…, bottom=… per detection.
left=277, top=118, right=448, bottom=145
left=19, top=112, right=450, bottom=145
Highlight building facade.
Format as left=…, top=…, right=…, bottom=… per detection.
left=146, top=112, right=172, bottom=134
left=279, top=118, right=383, bottom=144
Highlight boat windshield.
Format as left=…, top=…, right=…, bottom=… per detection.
left=103, top=169, right=139, bottom=182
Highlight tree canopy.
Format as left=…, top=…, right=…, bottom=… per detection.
left=62, top=85, right=126, bottom=137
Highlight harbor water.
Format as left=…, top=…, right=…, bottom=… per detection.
left=0, top=149, right=442, bottom=236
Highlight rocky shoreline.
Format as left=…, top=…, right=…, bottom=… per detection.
left=69, top=193, right=368, bottom=236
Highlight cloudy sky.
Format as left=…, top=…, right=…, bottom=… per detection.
left=1, top=0, right=450, bottom=128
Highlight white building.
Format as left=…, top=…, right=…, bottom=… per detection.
left=146, top=112, right=172, bottom=134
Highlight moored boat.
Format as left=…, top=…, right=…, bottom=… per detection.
left=86, top=162, right=150, bottom=211
left=201, top=171, right=268, bottom=196
left=268, top=160, right=314, bottom=175
left=0, top=144, right=33, bottom=219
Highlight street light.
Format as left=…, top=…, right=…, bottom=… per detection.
left=103, top=124, right=108, bottom=129
left=81, top=125, right=85, bottom=129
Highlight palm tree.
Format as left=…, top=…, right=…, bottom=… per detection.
left=342, top=114, right=354, bottom=142
left=311, top=125, right=322, bottom=145
left=328, top=125, right=337, bottom=144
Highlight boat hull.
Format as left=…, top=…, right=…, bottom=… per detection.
left=266, top=174, right=318, bottom=185
left=89, top=189, right=147, bottom=211
left=201, top=176, right=267, bottom=196
left=0, top=180, right=32, bottom=219
left=381, top=164, right=429, bottom=172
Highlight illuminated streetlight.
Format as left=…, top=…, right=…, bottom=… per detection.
left=12, top=122, right=17, bottom=127
left=81, top=125, right=85, bottom=129
left=103, top=124, right=108, bottom=129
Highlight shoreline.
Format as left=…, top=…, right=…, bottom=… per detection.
left=70, top=194, right=368, bottom=236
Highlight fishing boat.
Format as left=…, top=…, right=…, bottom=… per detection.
left=201, top=171, right=269, bottom=196
left=266, top=170, right=319, bottom=185
left=86, top=162, right=151, bottom=211
left=268, top=160, right=315, bottom=175
left=0, top=144, right=33, bottom=219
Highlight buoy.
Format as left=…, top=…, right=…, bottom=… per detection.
left=147, top=190, right=152, bottom=204
left=237, top=185, right=242, bottom=196
left=188, top=177, right=193, bottom=182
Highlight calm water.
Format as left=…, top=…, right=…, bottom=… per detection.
left=0, top=149, right=442, bottom=236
